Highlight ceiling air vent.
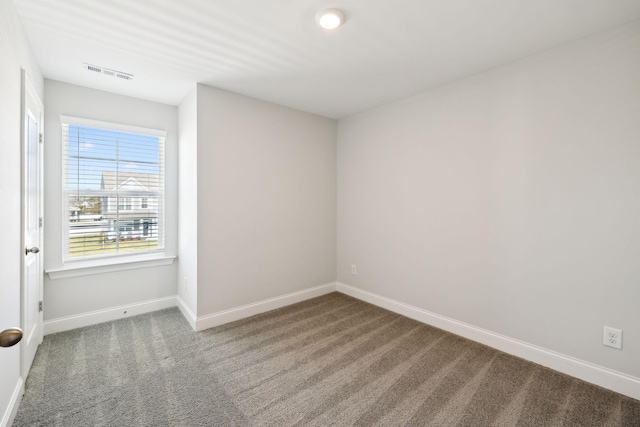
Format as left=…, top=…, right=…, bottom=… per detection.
left=83, top=63, right=134, bottom=81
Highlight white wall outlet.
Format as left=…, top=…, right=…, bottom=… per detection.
left=603, top=326, right=622, bottom=350
left=351, top=264, right=357, bottom=275
left=181, top=276, right=187, bottom=291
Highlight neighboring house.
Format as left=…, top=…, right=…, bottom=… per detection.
left=100, top=171, right=160, bottom=241
left=69, top=206, right=80, bottom=221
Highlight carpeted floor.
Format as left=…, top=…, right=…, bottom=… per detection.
left=13, top=292, right=640, bottom=426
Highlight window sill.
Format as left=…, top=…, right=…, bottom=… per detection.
left=46, top=254, right=176, bottom=280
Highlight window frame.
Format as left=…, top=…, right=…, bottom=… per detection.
left=118, top=197, right=133, bottom=211
left=60, top=115, right=167, bottom=266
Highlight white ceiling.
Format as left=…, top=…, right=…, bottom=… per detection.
left=13, top=0, right=640, bottom=119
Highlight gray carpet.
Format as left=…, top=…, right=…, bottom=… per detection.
left=13, top=292, right=640, bottom=426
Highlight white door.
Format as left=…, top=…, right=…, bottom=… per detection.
left=22, top=71, right=44, bottom=378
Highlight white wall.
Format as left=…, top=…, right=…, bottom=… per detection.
left=178, top=87, right=198, bottom=314
left=196, top=85, right=337, bottom=315
left=0, top=0, right=43, bottom=423
left=337, top=22, right=640, bottom=378
left=43, top=80, right=178, bottom=320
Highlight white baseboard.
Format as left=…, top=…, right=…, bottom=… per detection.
left=194, top=283, right=337, bottom=331
left=176, top=295, right=197, bottom=331
left=38, top=282, right=640, bottom=400
left=43, top=296, right=177, bottom=335
left=1, top=377, right=23, bottom=427
left=336, top=282, right=640, bottom=401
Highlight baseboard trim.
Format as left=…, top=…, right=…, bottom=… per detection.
left=176, top=295, right=197, bottom=331
left=43, top=296, right=177, bottom=335
left=1, top=376, right=23, bottom=427
left=194, top=283, right=337, bottom=331
left=336, top=282, right=640, bottom=401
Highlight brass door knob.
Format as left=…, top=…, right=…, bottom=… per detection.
left=0, top=328, right=23, bottom=348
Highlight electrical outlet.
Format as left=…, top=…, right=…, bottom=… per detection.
left=603, top=326, right=622, bottom=350
left=351, top=264, right=357, bottom=275
left=181, top=276, right=187, bottom=291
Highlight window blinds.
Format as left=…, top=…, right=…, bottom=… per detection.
left=62, top=120, right=165, bottom=260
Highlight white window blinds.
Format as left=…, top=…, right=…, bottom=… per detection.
left=62, top=117, right=165, bottom=261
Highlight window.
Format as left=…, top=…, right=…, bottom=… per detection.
left=118, top=197, right=132, bottom=210
left=62, top=117, right=166, bottom=261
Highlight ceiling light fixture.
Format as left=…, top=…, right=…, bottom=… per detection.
left=316, top=8, right=345, bottom=30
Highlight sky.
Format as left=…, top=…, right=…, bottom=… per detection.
left=66, top=124, right=162, bottom=192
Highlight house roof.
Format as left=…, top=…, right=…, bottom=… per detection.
left=101, top=172, right=161, bottom=192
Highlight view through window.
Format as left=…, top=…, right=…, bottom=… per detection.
left=63, top=119, right=165, bottom=260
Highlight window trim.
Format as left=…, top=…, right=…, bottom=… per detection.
left=47, top=254, right=176, bottom=280
left=60, top=115, right=167, bottom=267
left=60, top=115, right=167, bottom=138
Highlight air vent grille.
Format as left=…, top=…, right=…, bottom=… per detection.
left=83, top=63, right=134, bottom=81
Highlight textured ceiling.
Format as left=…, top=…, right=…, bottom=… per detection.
left=13, top=0, right=640, bottom=118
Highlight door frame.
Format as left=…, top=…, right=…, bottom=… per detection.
left=20, top=70, right=44, bottom=380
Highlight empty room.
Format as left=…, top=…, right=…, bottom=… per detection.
left=1, top=0, right=640, bottom=425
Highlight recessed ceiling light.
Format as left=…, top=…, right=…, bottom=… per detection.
left=316, top=8, right=345, bottom=30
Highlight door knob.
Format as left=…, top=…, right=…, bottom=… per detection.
left=25, top=246, right=40, bottom=255
left=0, top=328, right=23, bottom=348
